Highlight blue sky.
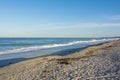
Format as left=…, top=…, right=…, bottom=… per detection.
left=0, top=0, right=120, bottom=37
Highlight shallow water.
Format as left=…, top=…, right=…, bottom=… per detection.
left=0, top=38, right=119, bottom=60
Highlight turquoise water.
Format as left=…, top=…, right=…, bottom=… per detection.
left=0, top=38, right=119, bottom=60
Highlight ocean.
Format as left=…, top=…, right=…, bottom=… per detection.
left=0, top=38, right=119, bottom=60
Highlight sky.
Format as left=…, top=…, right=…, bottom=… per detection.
left=0, top=0, right=120, bottom=38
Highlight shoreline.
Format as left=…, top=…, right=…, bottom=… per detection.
left=0, top=40, right=120, bottom=79
left=0, top=40, right=118, bottom=67
left=0, top=38, right=119, bottom=60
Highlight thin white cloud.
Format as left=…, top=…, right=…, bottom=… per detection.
left=39, top=23, right=66, bottom=27
left=76, top=23, right=120, bottom=27
left=106, top=15, right=120, bottom=20
left=34, top=22, right=120, bottom=28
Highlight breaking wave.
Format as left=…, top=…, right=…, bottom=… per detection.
left=0, top=38, right=119, bottom=55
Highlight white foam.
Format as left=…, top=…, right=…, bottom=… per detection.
left=0, top=38, right=119, bottom=55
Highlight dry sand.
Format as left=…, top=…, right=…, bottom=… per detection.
left=0, top=40, right=120, bottom=80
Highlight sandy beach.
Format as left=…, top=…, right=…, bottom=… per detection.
left=0, top=40, right=120, bottom=80
left=1, top=0, right=120, bottom=80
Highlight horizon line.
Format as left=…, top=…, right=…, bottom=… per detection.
left=0, top=36, right=119, bottom=38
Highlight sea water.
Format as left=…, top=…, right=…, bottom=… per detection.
left=0, top=38, right=119, bottom=60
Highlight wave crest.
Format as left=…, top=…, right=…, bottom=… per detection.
left=0, top=38, right=119, bottom=55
